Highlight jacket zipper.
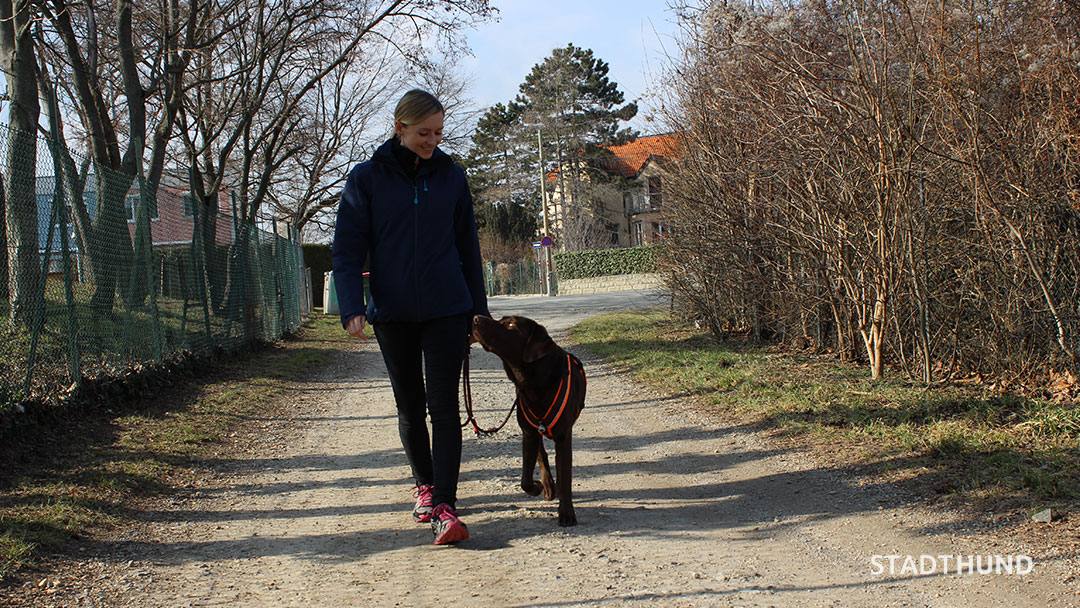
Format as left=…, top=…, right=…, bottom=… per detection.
left=414, top=181, right=420, bottom=316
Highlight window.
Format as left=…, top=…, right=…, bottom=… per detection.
left=647, top=176, right=662, bottom=209
left=125, top=192, right=159, bottom=222
left=183, top=195, right=195, bottom=219
left=606, top=221, right=619, bottom=246
left=633, top=221, right=644, bottom=247
left=124, top=194, right=137, bottom=221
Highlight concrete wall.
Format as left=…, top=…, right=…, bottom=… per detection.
left=557, top=272, right=665, bottom=295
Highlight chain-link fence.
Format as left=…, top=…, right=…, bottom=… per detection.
left=0, top=125, right=309, bottom=405
left=483, top=259, right=544, bottom=296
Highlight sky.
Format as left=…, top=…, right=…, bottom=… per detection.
left=457, top=0, right=682, bottom=134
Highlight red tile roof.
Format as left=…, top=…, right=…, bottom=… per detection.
left=603, top=133, right=678, bottom=178
left=544, top=133, right=679, bottom=182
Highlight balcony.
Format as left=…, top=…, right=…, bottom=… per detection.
left=629, top=195, right=661, bottom=215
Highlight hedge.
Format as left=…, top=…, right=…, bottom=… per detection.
left=553, top=245, right=659, bottom=280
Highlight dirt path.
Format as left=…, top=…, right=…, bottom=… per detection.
left=57, top=292, right=1078, bottom=607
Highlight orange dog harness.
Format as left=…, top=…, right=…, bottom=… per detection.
left=518, top=353, right=586, bottom=438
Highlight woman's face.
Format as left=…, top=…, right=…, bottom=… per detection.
left=395, top=112, right=444, bottom=159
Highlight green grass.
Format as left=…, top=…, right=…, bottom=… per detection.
left=0, top=313, right=343, bottom=585
left=571, top=309, right=1080, bottom=503
left=0, top=276, right=303, bottom=401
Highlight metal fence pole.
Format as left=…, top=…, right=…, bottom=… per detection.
left=134, top=139, right=164, bottom=361
left=22, top=189, right=60, bottom=395
left=44, top=124, right=81, bottom=385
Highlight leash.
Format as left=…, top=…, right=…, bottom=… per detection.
left=461, top=344, right=516, bottom=436
left=461, top=345, right=585, bottom=439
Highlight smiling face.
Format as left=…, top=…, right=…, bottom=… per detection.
left=394, top=111, right=444, bottom=159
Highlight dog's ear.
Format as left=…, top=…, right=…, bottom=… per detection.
left=522, top=320, right=558, bottom=363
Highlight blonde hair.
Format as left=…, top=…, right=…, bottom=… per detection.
left=394, top=89, right=444, bottom=127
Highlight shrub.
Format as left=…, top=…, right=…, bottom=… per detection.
left=553, top=245, right=659, bottom=280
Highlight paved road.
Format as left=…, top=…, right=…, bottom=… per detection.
left=487, top=290, right=669, bottom=330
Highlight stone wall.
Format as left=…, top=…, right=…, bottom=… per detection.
left=556, top=272, right=665, bottom=295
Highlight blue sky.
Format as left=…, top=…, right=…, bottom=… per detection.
left=458, top=0, right=681, bottom=134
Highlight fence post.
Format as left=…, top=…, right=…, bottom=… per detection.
left=134, top=138, right=164, bottom=361
left=44, top=122, right=81, bottom=385
left=22, top=185, right=60, bottom=395
left=190, top=182, right=214, bottom=352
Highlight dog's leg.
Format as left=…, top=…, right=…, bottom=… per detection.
left=537, top=441, right=556, bottom=501
left=520, top=426, right=543, bottom=496
left=554, top=432, right=576, bottom=526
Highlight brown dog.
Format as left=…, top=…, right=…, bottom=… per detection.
left=471, top=315, right=586, bottom=526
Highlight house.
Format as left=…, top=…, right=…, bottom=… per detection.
left=123, top=186, right=235, bottom=249
left=542, top=133, right=677, bottom=250
left=603, top=134, right=678, bottom=247
left=35, top=176, right=235, bottom=276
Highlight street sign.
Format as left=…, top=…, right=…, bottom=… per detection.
left=540, top=235, right=553, bottom=248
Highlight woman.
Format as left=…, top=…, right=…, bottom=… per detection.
left=332, top=89, right=488, bottom=545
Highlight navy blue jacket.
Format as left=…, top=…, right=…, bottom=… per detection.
left=332, top=139, right=489, bottom=326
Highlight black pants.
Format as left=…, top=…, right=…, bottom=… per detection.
left=373, top=313, right=470, bottom=508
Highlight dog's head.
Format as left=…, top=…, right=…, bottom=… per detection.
left=472, top=315, right=558, bottom=365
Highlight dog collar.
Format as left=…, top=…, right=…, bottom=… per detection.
left=518, top=353, right=585, bottom=438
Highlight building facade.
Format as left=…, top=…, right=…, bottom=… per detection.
left=543, top=133, right=676, bottom=250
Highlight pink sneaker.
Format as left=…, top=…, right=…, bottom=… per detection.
left=412, top=484, right=434, bottom=523
left=430, top=503, right=469, bottom=545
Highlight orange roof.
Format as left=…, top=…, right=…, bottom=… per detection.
left=544, top=133, right=679, bottom=182
left=603, top=133, right=678, bottom=178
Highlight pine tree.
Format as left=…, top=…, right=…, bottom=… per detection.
left=515, top=44, right=638, bottom=250
left=465, top=101, right=539, bottom=244
left=466, top=44, right=638, bottom=251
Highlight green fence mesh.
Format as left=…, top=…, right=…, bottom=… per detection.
left=0, top=124, right=310, bottom=404
left=484, top=259, right=543, bottom=296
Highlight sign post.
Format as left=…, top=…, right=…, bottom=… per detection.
left=538, top=130, right=555, bottom=297
left=540, top=235, right=554, bottom=296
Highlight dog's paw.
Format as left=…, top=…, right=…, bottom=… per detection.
left=558, top=507, right=577, bottom=527
left=521, top=480, right=542, bottom=496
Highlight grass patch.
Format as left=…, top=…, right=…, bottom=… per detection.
left=571, top=309, right=1080, bottom=504
left=0, top=276, right=308, bottom=402
left=0, top=313, right=344, bottom=585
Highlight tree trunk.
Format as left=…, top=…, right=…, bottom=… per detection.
left=0, top=176, right=8, bottom=301
left=88, top=171, right=136, bottom=311
left=0, top=0, right=42, bottom=327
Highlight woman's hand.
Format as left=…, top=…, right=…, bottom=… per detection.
left=345, top=315, right=368, bottom=340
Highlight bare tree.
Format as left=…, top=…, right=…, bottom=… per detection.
left=35, top=0, right=212, bottom=311
left=169, top=0, right=491, bottom=335
left=0, top=0, right=43, bottom=326
left=271, top=50, right=476, bottom=241
left=659, top=0, right=1079, bottom=383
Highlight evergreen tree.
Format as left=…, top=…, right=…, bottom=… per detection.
left=515, top=44, right=638, bottom=250
left=517, top=44, right=638, bottom=150
left=465, top=101, right=539, bottom=244
left=466, top=44, right=637, bottom=252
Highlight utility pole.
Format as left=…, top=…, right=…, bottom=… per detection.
left=538, top=129, right=554, bottom=296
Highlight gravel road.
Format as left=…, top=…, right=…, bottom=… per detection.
left=41, top=290, right=1078, bottom=607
